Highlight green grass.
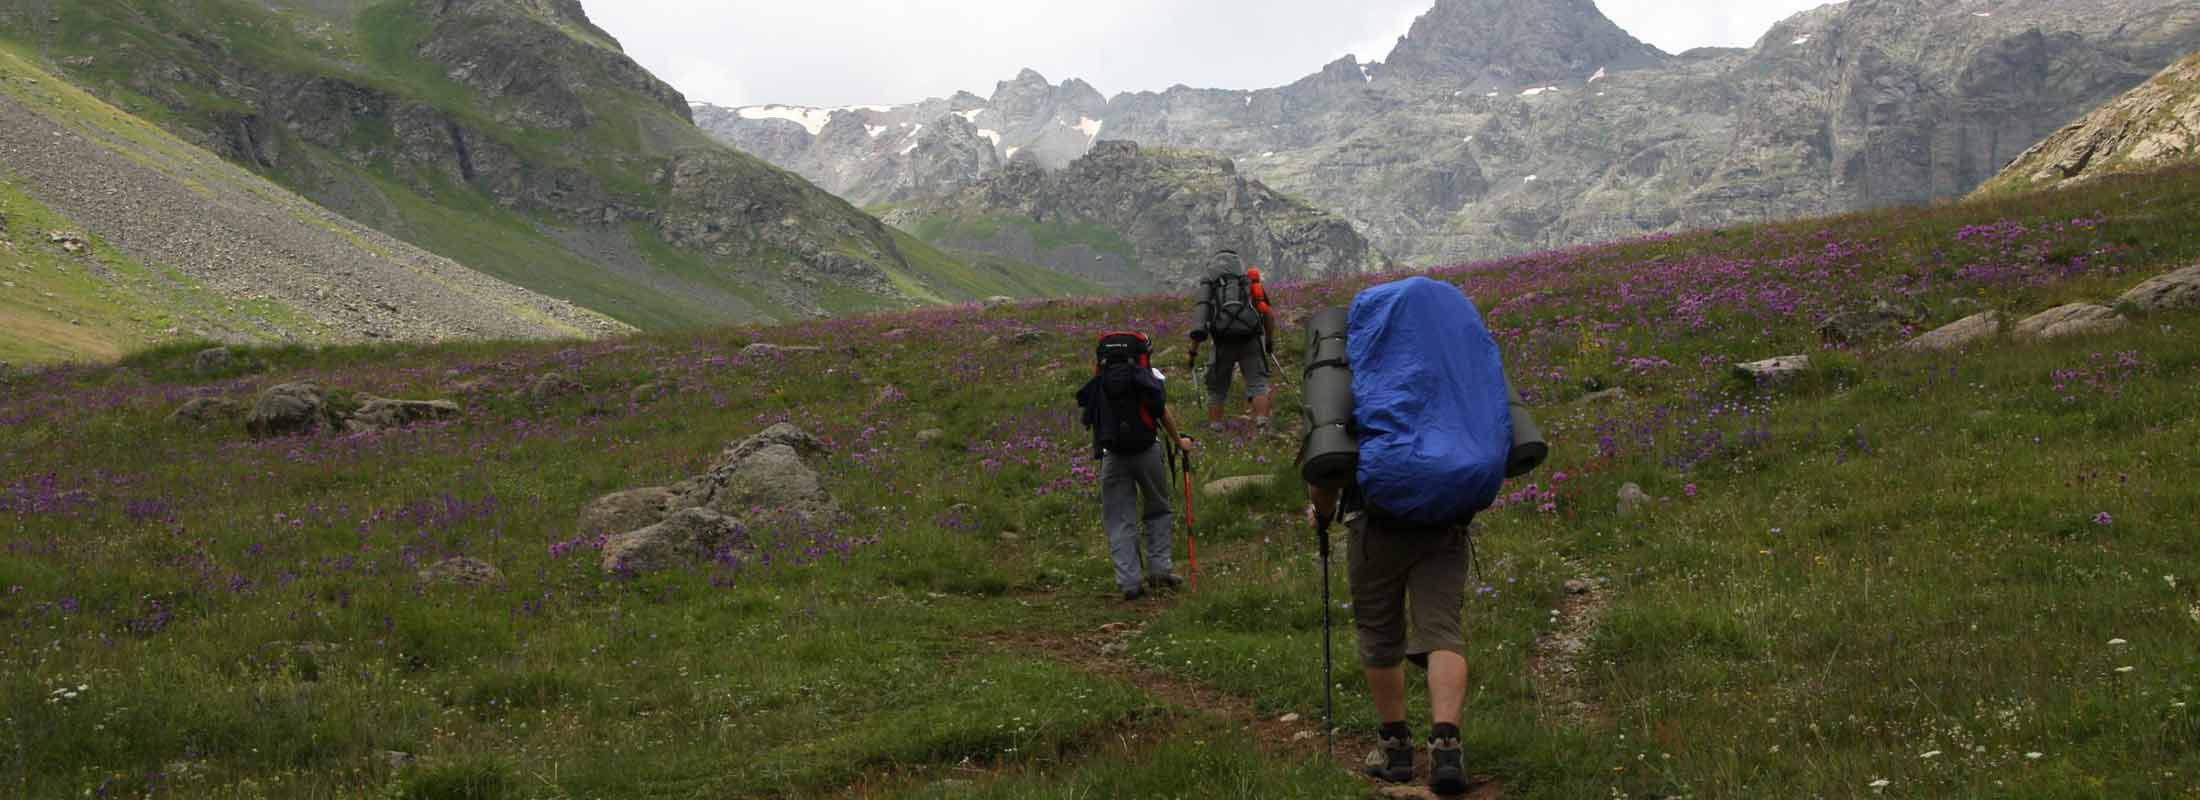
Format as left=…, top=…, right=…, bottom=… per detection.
left=5, top=165, right=2200, bottom=799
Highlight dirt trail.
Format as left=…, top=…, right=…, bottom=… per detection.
left=987, top=588, right=1506, bottom=800
left=1527, top=564, right=1612, bottom=726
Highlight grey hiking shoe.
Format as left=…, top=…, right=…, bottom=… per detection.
left=1363, top=733, right=1413, bottom=783
left=1429, top=733, right=1468, bottom=796
left=1145, top=573, right=1185, bottom=592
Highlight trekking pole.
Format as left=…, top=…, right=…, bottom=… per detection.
left=1317, top=515, right=1335, bottom=760
left=1182, top=446, right=1198, bottom=590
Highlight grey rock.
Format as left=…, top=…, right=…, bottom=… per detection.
left=1203, top=475, right=1277, bottom=498
left=1819, top=300, right=1924, bottom=345
left=168, top=397, right=241, bottom=426
left=1733, top=356, right=1811, bottom=384
left=528, top=372, right=583, bottom=402
left=1564, top=579, right=1593, bottom=595
left=1902, top=311, right=2004, bottom=352
left=708, top=444, right=840, bottom=521
left=915, top=428, right=946, bottom=444
left=417, top=557, right=500, bottom=585
left=44, top=230, right=87, bottom=254
left=742, top=343, right=825, bottom=358
left=601, top=508, right=750, bottom=573
left=1577, top=387, right=1630, bottom=405
left=579, top=486, right=676, bottom=536
left=629, top=382, right=670, bottom=405
left=2117, top=264, right=2200, bottom=313
left=192, top=347, right=236, bottom=374
left=2013, top=304, right=2129, bottom=341
left=344, top=396, right=460, bottom=433
left=1007, top=329, right=1047, bottom=345
left=380, top=751, right=418, bottom=771
left=721, top=422, right=830, bottom=466
left=983, top=295, right=1017, bottom=307
left=246, top=382, right=333, bottom=438
left=1616, top=483, right=1652, bottom=517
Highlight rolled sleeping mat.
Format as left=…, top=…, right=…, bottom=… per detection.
left=1298, top=307, right=1358, bottom=489
left=1189, top=297, right=1214, bottom=342
left=1505, top=387, right=1548, bottom=479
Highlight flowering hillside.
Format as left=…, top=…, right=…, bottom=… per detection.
left=3, top=165, right=2199, bottom=799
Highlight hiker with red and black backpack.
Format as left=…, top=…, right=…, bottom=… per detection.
left=1077, top=332, right=1197, bottom=601
left=1188, top=250, right=1280, bottom=434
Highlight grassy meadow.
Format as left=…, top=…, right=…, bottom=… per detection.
left=4, top=166, right=2200, bottom=798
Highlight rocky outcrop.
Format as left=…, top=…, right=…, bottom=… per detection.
left=1975, top=53, right=2200, bottom=197
left=588, top=424, right=843, bottom=574
left=894, top=141, right=1388, bottom=289
left=1903, top=311, right=2004, bottom=352
left=246, top=383, right=335, bottom=439
left=2117, top=263, right=2200, bottom=312
left=344, top=397, right=461, bottom=433
left=707, top=1, right=2200, bottom=266
left=167, top=397, right=241, bottom=427
left=2013, top=304, right=2129, bottom=341
left=1734, top=356, right=1811, bottom=385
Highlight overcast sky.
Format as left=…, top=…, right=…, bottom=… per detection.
left=587, top=0, right=1834, bottom=108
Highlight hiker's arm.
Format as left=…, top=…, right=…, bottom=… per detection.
left=1262, top=311, right=1279, bottom=346
left=1160, top=409, right=1195, bottom=451
left=1307, top=485, right=1340, bottom=529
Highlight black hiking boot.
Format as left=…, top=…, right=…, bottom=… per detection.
left=1121, top=586, right=1146, bottom=602
left=1364, top=725, right=1413, bottom=783
left=1145, top=573, right=1185, bottom=592
left=1429, top=727, right=1468, bottom=796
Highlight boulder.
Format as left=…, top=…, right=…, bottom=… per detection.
left=601, top=508, right=750, bottom=573
left=418, top=557, right=500, bottom=585
left=1616, top=483, right=1652, bottom=517
left=1818, top=300, right=1924, bottom=345
left=2117, top=265, right=2200, bottom=313
left=742, top=343, right=824, bottom=358
left=1733, top=356, right=1810, bottom=384
left=719, top=422, right=828, bottom=466
left=345, top=396, right=460, bottom=433
left=528, top=373, right=584, bottom=402
left=1204, top=475, right=1277, bottom=498
left=2013, top=304, right=2128, bottom=341
left=167, top=397, right=241, bottom=427
left=1902, top=311, right=2003, bottom=352
left=246, top=383, right=333, bottom=438
left=578, top=486, right=676, bottom=537
left=192, top=347, right=236, bottom=374
left=709, top=444, right=840, bottom=521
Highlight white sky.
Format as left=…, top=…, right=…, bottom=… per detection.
left=586, top=0, right=1834, bottom=108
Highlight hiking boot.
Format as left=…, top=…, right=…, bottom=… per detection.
left=1145, top=573, right=1185, bottom=592
left=1429, top=732, right=1468, bottom=796
left=1363, top=731, right=1414, bottom=783
left=1121, top=587, right=1146, bottom=602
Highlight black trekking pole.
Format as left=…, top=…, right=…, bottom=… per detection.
left=1316, top=515, right=1335, bottom=760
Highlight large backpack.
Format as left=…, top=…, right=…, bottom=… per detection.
left=1202, top=272, right=1266, bottom=339
left=1348, top=277, right=1514, bottom=526
left=1080, top=332, right=1161, bottom=458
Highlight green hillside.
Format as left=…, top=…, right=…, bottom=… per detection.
left=3, top=165, right=2199, bottom=798
left=0, top=0, right=1086, bottom=328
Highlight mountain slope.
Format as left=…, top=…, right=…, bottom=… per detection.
left=0, top=46, right=624, bottom=365
left=701, top=0, right=2200, bottom=265
left=1974, top=51, right=2200, bottom=198
left=0, top=0, right=1070, bottom=327
left=888, top=141, right=1389, bottom=291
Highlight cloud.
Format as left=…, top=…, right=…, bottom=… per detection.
left=586, top=0, right=1835, bottom=107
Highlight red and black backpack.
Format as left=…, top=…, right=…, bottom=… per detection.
left=1090, top=332, right=1160, bottom=455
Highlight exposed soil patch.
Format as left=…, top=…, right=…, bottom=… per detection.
left=1528, top=566, right=1612, bottom=727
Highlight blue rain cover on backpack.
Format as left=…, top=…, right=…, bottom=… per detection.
left=1349, top=277, right=1513, bottom=525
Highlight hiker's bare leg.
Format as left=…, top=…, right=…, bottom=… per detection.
left=1427, top=650, right=1467, bottom=726
left=1207, top=403, right=1225, bottom=424
left=1367, top=664, right=1408, bottom=723
left=1252, top=392, right=1272, bottom=421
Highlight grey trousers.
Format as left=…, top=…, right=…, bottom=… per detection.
left=1101, top=446, right=1175, bottom=592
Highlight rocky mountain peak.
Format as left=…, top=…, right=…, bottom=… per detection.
left=1381, top=0, right=1669, bottom=86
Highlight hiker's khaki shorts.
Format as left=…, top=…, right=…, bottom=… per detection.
left=1347, top=515, right=1469, bottom=669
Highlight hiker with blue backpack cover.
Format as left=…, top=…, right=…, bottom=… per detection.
left=1077, top=331, right=1198, bottom=602
left=1298, top=276, right=1547, bottom=797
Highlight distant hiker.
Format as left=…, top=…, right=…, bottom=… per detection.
left=1077, top=332, right=1198, bottom=601
left=1298, top=277, right=1547, bottom=796
left=1188, top=249, right=1279, bottom=433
